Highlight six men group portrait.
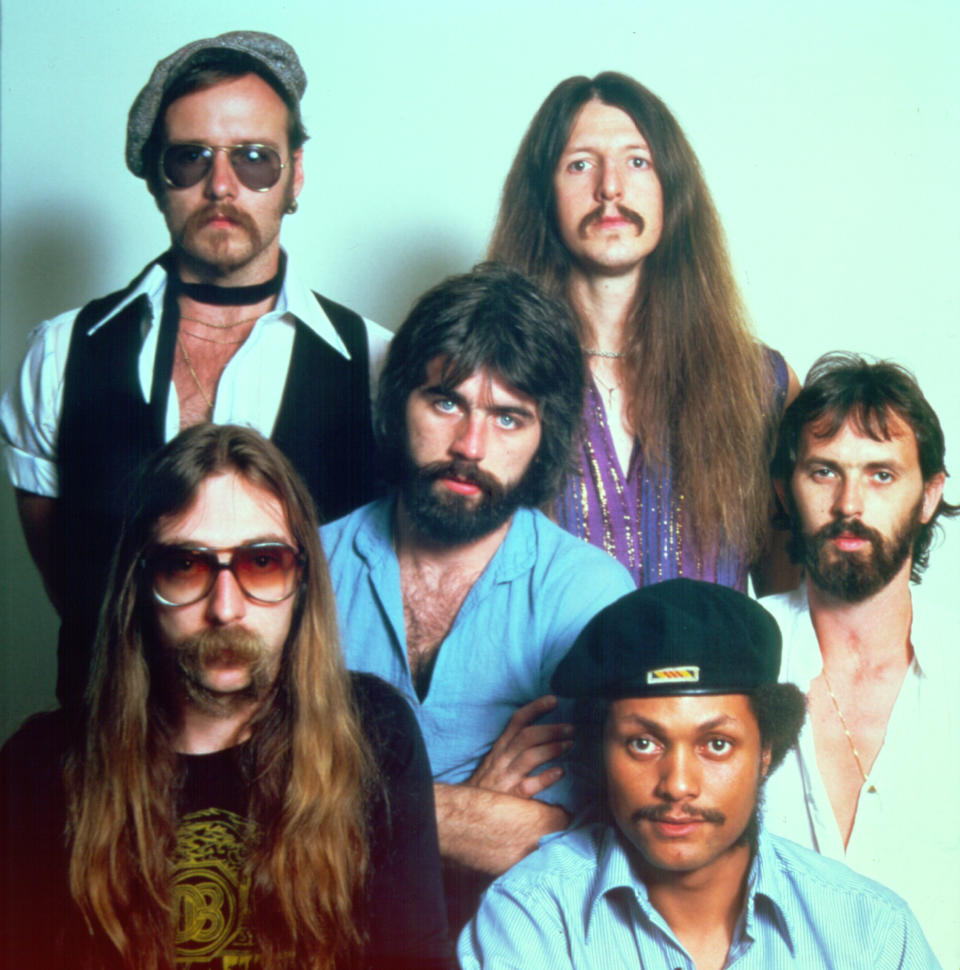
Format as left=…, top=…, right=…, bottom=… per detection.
left=0, top=27, right=955, bottom=970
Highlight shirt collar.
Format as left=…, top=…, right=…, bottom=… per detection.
left=352, top=497, right=397, bottom=569
left=902, top=582, right=941, bottom=677
left=353, top=499, right=538, bottom=583
left=780, top=584, right=824, bottom=686
left=273, top=253, right=352, bottom=359
left=743, top=828, right=796, bottom=951
left=584, top=825, right=795, bottom=951
left=85, top=251, right=353, bottom=360
left=85, top=259, right=167, bottom=335
left=588, top=826, right=644, bottom=928
left=794, top=579, right=940, bottom=679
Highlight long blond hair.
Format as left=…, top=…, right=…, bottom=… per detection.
left=65, top=424, right=375, bottom=969
left=490, top=72, right=777, bottom=559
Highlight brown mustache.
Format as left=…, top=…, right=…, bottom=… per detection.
left=186, top=203, right=257, bottom=236
left=418, top=459, right=505, bottom=498
left=578, top=204, right=646, bottom=238
left=632, top=803, right=726, bottom=825
left=817, top=516, right=883, bottom=545
left=175, top=626, right=268, bottom=673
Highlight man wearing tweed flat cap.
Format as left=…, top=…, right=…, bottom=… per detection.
left=460, top=579, right=939, bottom=969
left=1, top=31, right=390, bottom=711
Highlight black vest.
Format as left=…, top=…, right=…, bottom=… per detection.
left=55, top=266, right=381, bottom=705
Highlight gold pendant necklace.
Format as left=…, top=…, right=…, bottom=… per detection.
left=591, top=369, right=621, bottom=411
left=821, top=667, right=868, bottom=783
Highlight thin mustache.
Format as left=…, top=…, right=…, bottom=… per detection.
left=578, top=204, right=645, bottom=238
left=632, top=804, right=726, bottom=825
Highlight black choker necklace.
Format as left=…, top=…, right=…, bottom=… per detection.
left=163, top=252, right=286, bottom=306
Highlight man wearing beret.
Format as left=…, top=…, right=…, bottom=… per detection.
left=1, top=32, right=390, bottom=709
left=459, top=578, right=939, bottom=969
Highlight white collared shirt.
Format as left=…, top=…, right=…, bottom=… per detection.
left=1, top=253, right=391, bottom=497
left=761, top=583, right=960, bottom=969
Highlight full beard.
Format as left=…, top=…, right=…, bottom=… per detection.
left=399, top=457, right=535, bottom=545
left=790, top=500, right=921, bottom=602
left=173, top=626, right=278, bottom=717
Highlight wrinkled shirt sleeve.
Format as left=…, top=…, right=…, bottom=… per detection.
left=0, top=311, right=78, bottom=497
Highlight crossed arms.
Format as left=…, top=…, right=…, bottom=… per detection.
left=434, top=694, right=573, bottom=875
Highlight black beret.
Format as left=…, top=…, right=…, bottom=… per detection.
left=551, top=578, right=781, bottom=699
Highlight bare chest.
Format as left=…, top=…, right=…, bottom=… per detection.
left=590, top=363, right=634, bottom=472
left=808, top=668, right=906, bottom=845
left=399, top=564, right=478, bottom=698
left=173, top=334, right=244, bottom=429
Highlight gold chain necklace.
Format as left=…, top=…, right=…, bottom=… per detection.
left=177, top=334, right=214, bottom=412
left=821, top=666, right=868, bottom=783
left=180, top=313, right=261, bottom=331
left=180, top=328, right=246, bottom=345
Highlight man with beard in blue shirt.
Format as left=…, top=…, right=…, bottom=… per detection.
left=322, top=264, right=634, bottom=927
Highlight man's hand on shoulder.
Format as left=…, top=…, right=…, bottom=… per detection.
left=466, top=694, right=573, bottom=798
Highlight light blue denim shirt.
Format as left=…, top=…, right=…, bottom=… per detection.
left=459, top=823, right=940, bottom=969
left=321, top=498, right=634, bottom=805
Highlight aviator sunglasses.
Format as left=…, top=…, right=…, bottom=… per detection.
left=160, top=142, right=286, bottom=192
left=143, top=542, right=305, bottom=606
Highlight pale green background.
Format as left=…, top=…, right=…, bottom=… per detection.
left=2, top=0, right=958, bottom=740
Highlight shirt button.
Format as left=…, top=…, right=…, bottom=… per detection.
left=867, top=785, right=877, bottom=793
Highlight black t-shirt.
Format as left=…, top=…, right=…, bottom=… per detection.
left=0, top=673, right=452, bottom=969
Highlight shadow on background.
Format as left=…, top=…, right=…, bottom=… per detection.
left=1, top=212, right=107, bottom=741
left=0, top=212, right=477, bottom=741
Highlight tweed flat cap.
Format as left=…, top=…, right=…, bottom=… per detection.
left=551, top=578, right=782, bottom=699
left=126, top=31, right=306, bottom=177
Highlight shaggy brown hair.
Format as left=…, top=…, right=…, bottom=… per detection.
left=490, top=72, right=778, bottom=561
left=64, top=425, right=375, bottom=970
left=772, top=351, right=959, bottom=582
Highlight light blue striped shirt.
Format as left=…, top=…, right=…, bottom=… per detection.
left=458, top=823, right=940, bottom=969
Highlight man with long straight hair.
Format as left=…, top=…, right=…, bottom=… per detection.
left=1, top=424, right=450, bottom=970
left=763, top=352, right=959, bottom=967
left=490, top=72, right=799, bottom=592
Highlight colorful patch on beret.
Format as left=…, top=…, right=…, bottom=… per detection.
left=646, top=665, right=700, bottom=684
